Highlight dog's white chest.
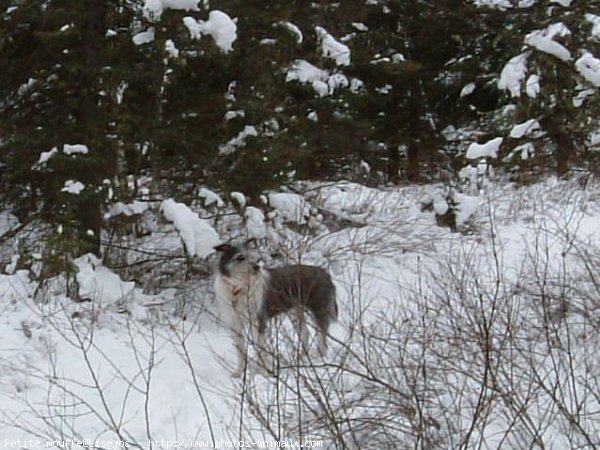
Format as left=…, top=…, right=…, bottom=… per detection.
left=214, top=274, right=263, bottom=324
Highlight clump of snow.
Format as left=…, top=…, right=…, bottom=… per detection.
left=17, top=78, right=36, bottom=97
left=245, top=206, right=267, bottom=239
left=352, top=22, right=368, bottom=32
left=268, top=192, right=311, bottom=224
left=230, top=192, right=246, bottom=207
left=526, top=74, right=540, bottom=98
left=573, top=87, right=595, bottom=107
left=32, top=147, right=59, bottom=169
left=510, top=119, right=541, bottom=139
left=286, top=60, right=330, bottom=96
left=63, top=144, right=89, bottom=155
left=33, top=143, right=90, bottom=170
left=183, top=10, right=237, bottom=53
left=61, top=180, right=85, bottom=195
left=286, top=60, right=359, bottom=97
left=165, top=39, right=179, bottom=57
left=453, top=193, right=480, bottom=227
left=575, top=51, right=600, bottom=87
left=586, top=14, right=600, bottom=41
left=466, top=137, right=503, bottom=159
left=550, top=0, right=572, bottom=6
left=498, top=52, right=530, bottom=97
left=143, top=0, right=199, bottom=21
left=106, top=201, right=150, bottom=218
left=198, top=187, right=224, bottom=207
left=74, top=254, right=135, bottom=304
left=276, top=21, right=303, bottom=44
left=515, top=142, right=535, bottom=160
left=525, top=23, right=572, bottom=62
left=474, top=0, right=512, bottom=9
left=218, top=125, right=258, bottom=155
left=160, top=199, right=220, bottom=257
left=433, top=196, right=449, bottom=215
left=133, top=28, right=155, bottom=45
left=224, top=109, right=245, bottom=121
left=460, top=82, right=476, bottom=97
left=315, top=26, right=351, bottom=66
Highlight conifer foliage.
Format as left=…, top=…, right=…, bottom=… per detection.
left=1, top=0, right=599, bottom=258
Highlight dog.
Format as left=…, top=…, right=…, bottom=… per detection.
left=214, top=240, right=338, bottom=377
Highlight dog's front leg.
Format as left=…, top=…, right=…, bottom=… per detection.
left=227, top=315, right=248, bottom=378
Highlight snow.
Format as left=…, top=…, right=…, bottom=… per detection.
left=276, top=21, right=303, bottom=44
left=165, top=39, right=180, bottom=58
left=230, top=192, right=246, bottom=208
left=286, top=59, right=330, bottom=95
left=460, top=82, right=476, bottom=97
left=218, top=125, right=258, bottom=155
left=498, top=52, right=530, bottom=97
left=514, top=142, right=535, bottom=159
left=525, top=74, right=540, bottom=98
left=286, top=60, right=359, bottom=97
left=224, top=109, right=245, bottom=121
left=510, top=119, right=541, bottom=139
left=474, top=0, right=512, bottom=9
left=4, top=179, right=600, bottom=447
left=525, top=23, right=572, bottom=62
left=315, top=26, right=351, bottom=66
left=267, top=192, right=310, bottom=224
left=33, top=144, right=90, bottom=170
left=453, top=193, right=480, bottom=226
left=63, top=144, right=89, bottom=155
left=466, top=137, right=503, bottom=159
left=74, top=254, right=136, bottom=304
left=160, top=199, right=220, bottom=258
left=61, top=180, right=85, bottom=195
left=352, top=22, right=368, bottom=32
left=550, top=0, right=572, bottom=6
left=33, top=147, right=59, bottom=169
left=132, top=28, right=155, bottom=45
left=198, top=187, right=224, bottom=207
left=245, top=206, right=267, bottom=238
left=143, top=0, right=199, bottom=21
left=0, top=211, right=19, bottom=237
left=183, top=10, right=237, bottom=53
left=586, top=14, right=600, bottom=41
left=575, top=51, right=600, bottom=87
left=106, top=201, right=150, bottom=218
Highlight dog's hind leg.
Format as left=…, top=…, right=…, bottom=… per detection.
left=253, top=318, right=273, bottom=375
left=289, top=306, right=310, bottom=354
left=312, top=312, right=333, bottom=357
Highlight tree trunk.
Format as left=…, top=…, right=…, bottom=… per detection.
left=406, top=141, right=420, bottom=182
left=75, top=0, right=110, bottom=256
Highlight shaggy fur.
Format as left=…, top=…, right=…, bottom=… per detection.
left=214, top=241, right=337, bottom=376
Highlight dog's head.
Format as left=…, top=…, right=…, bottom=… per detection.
left=214, top=239, right=261, bottom=280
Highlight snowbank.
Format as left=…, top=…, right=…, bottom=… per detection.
left=160, top=199, right=220, bottom=257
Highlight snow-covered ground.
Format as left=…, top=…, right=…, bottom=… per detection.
left=1, top=178, right=600, bottom=449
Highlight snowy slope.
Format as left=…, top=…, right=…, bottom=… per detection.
left=2, top=178, right=600, bottom=449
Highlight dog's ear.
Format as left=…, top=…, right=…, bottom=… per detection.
left=214, top=243, right=232, bottom=252
left=244, top=238, right=257, bottom=249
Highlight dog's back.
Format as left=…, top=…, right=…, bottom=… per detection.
left=263, top=264, right=338, bottom=324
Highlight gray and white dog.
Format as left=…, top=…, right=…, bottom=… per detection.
left=214, top=240, right=338, bottom=376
